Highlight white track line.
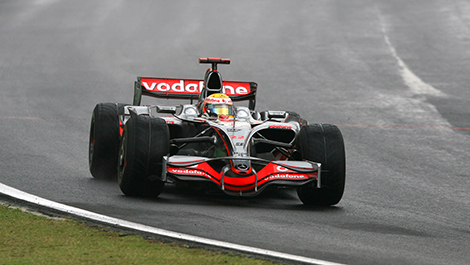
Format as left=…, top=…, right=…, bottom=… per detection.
left=379, top=13, right=445, bottom=98
left=0, top=183, right=345, bottom=265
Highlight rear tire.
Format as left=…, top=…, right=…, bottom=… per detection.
left=296, top=124, right=346, bottom=206
left=118, top=113, right=169, bottom=197
left=89, top=103, right=127, bottom=180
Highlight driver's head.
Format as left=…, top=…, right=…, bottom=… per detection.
left=202, top=93, right=234, bottom=118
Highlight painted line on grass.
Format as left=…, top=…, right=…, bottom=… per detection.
left=0, top=183, right=345, bottom=265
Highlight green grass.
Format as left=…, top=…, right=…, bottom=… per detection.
left=0, top=204, right=276, bottom=265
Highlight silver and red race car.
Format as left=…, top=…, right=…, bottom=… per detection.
left=89, top=58, right=346, bottom=206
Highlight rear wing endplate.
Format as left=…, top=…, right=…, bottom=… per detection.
left=134, top=77, right=257, bottom=110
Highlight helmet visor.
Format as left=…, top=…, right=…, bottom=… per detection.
left=206, top=104, right=233, bottom=116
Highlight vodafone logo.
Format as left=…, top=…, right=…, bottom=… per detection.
left=168, top=168, right=209, bottom=177
left=276, top=166, right=289, bottom=172
left=141, top=78, right=251, bottom=96
left=266, top=174, right=307, bottom=181
left=142, top=80, right=202, bottom=93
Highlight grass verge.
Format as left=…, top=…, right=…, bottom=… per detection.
left=0, top=204, right=276, bottom=265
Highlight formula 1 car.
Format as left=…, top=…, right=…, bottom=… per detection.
left=89, top=58, right=346, bottom=206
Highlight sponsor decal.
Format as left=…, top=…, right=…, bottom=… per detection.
left=168, top=168, right=210, bottom=178
left=266, top=174, right=307, bottom=181
left=268, top=125, right=292, bottom=129
left=276, top=166, right=289, bottom=172
left=204, top=96, right=232, bottom=104
left=141, top=78, right=251, bottom=96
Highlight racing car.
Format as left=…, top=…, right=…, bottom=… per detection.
left=89, top=58, right=346, bottom=206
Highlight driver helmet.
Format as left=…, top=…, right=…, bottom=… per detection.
left=202, top=93, right=234, bottom=118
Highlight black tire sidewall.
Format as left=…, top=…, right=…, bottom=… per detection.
left=296, top=124, right=346, bottom=206
left=89, top=103, right=126, bottom=180
left=118, top=113, right=169, bottom=197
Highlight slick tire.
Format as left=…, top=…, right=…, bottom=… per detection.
left=118, top=113, right=169, bottom=197
left=89, top=103, right=128, bottom=180
left=296, top=124, right=346, bottom=206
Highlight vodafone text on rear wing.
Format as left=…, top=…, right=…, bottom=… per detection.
left=133, top=77, right=258, bottom=109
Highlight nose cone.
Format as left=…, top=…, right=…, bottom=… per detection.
left=231, top=160, right=252, bottom=175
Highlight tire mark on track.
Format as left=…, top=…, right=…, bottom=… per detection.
left=337, top=123, right=470, bottom=130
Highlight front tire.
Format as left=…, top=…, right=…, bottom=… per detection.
left=296, top=124, right=346, bottom=206
left=89, top=103, right=127, bottom=180
left=118, top=113, right=169, bottom=197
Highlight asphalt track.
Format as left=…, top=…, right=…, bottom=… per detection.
left=1, top=1, right=469, bottom=264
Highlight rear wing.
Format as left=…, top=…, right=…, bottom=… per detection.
left=133, top=77, right=258, bottom=110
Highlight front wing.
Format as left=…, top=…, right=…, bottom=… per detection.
left=162, top=155, right=321, bottom=196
